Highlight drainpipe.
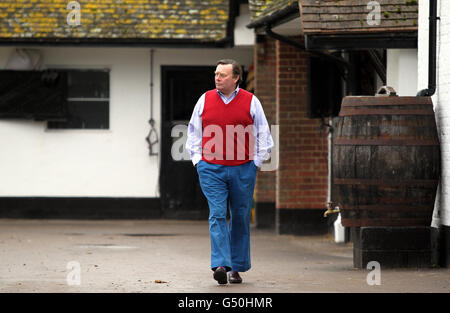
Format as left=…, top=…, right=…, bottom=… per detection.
left=417, top=0, right=438, bottom=97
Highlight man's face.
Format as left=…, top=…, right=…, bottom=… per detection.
left=215, top=64, right=239, bottom=95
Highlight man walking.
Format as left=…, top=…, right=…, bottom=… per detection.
left=186, top=59, right=273, bottom=285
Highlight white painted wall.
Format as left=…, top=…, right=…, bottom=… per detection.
left=419, top=0, right=449, bottom=226
left=0, top=46, right=252, bottom=198
left=386, top=49, right=418, bottom=96
left=234, top=3, right=255, bottom=46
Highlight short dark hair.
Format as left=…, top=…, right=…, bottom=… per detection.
left=216, top=59, right=243, bottom=85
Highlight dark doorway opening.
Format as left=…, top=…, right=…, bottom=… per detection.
left=160, top=66, right=215, bottom=219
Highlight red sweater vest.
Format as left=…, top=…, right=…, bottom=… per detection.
left=201, top=89, right=254, bottom=166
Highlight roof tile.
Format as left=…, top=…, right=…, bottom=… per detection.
left=300, top=0, right=418, bottom=34
left=0, top=0, right=230, bottom=41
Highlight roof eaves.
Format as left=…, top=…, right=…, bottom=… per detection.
left=0, top=37, right=233, bottom=48
left=246, top=1, right=299, bottom=29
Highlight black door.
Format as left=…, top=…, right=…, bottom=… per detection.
left=160, top=66, right=215, bottom=219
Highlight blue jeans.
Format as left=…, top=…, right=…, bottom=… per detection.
left=196, top=160, right=258, bottom=272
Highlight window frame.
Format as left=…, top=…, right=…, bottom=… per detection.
left=46, top=68, right=111, bottom=130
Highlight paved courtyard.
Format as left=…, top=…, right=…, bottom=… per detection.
left=0, top=219, right=449, bottom=293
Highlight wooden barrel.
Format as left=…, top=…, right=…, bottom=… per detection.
left=332, top=95, right=440, bottom=227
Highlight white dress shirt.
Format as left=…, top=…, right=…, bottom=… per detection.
left=186, top=87, right=274, bottom=168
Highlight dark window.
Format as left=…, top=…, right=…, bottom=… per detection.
left=0, top=70, right=68, bottom=121
left=348, top=50, right=379, bottom=96
left=48, top=69, right=109, bottom=129
left=307, top=56, right=344, bottom=119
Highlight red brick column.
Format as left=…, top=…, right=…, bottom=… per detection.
left=253, top=36, right=277, bottom=228
left=275, top=38, right=329, bottom=235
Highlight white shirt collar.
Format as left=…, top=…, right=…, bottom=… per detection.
left=217, top=86, right=240, bottom=99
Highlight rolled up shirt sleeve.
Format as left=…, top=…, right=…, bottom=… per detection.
left=250, top=95, right=274, bottom=168
left=186, top=93, right=205, bottom=166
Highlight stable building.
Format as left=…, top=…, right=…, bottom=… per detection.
left=0, top=0, right=255, bottom=219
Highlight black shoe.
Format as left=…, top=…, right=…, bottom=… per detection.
left=228, top=271, right=242, bottom=284
left=213, top=267, right=228, bottom=285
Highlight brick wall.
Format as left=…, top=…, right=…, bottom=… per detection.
left=252, top=35, right=330, bottom=233
left=254, top=37, right=277, bottom=204
left=275, top=38, right=329, bottom=210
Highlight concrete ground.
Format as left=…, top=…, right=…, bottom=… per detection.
left=0, top=219, right=449, bottom=293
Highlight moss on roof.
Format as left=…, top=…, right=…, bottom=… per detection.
left=248, top=0, right=295, bottom=21
left=0, top=0, right=230, bottom=42
left=300, top=0, right=418, bottom=35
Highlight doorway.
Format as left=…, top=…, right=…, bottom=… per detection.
left=160, top=66, right=215, bottom=219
